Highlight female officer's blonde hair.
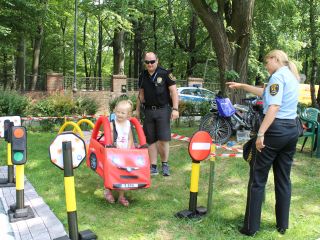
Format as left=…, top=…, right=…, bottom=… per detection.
left=265, top=49, right=300, bottom=81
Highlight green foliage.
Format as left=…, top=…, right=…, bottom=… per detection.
left=75, top=96, right=99, bottom=115
left=0, top=90, right=29, bottom=116
left=225, top=70, right=240, bottom=81
left=26, top=93, right=99, bottom=117
left=177, top=101, right=211, bottom=127
left=26, top=93, right=74, bottom=117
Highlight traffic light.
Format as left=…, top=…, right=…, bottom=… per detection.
left=11, top=126, right=27, bottom=165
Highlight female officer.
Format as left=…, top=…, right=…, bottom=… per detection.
left=226, top=49, right=300, bottom=236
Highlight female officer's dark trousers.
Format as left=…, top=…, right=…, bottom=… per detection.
left=243, top=118, right=298, bottom=233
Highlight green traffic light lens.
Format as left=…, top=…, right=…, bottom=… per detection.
left=13, top=151, right=24, bottom=162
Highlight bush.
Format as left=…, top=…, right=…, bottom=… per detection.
left=26, top=93, right=75, bottom=117
left=75, top=97, right=99, bottom=115
left=0, top=90, right=29, bottom=116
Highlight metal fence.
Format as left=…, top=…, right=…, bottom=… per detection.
left=0, top=73, right=221, bottom=92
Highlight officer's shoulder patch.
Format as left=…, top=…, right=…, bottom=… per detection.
left=269, top=84, right=279, bottom=96
left=168, top=73, right=176, bottom=81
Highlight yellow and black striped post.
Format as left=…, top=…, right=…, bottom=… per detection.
left=15, top=165, right=25, bottom=209
left=0, top=120, right=15, bottom=187
left=7, top=142, right=15, bottom=184
left=62, top=141, right=79, bottom=240
left=188, top=160, right=201, bottom=213
left=175, top=159, right=207, bottom=218
left=59, top=141, right=97, bottom=240
left=8, top=126, right=35, bottom=222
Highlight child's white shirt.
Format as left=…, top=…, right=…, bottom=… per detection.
left=114, top=119, right=130, bottom=149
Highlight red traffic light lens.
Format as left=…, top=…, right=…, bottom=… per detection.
left=13, top=128, right=25, bottom=138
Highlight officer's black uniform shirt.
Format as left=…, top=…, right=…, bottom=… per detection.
left=138, top=66, right=176, bottom=107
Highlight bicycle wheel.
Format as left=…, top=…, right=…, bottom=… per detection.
left=199, top=113, right=232, bottom=144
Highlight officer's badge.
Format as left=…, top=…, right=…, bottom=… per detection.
left=269, top=84, right=279, bottom=96
left=157, top=77, right=163, bottom=84
left=168, top=73, right=176, bottom=81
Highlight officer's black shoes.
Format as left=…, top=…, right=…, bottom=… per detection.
left=277, top=227, right=286, bottom=235
left=239, top=227, right=257, bottom=237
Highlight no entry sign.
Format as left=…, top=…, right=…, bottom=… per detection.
left=188, top=131, right=212, bottom=161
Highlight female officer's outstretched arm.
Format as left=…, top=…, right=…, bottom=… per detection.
left=226, top=82, right=264, bottom=97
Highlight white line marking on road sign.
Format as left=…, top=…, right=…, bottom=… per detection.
left=192, top=143, right=211, bottom=150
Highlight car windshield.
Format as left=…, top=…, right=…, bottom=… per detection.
left=201, top=89, right=214, bottom=98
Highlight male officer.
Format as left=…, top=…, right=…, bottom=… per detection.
left=136, top=52, right=179, bottom=176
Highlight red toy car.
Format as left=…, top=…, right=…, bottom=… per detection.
left=86, top=116, right=150, bottom=190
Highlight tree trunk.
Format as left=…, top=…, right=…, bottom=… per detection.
left=83, top=16, right=91, bottom=90
left=2, top=51, right=8, bottom=90
left=31, top=25, right=43, bottom=91
left=97, top=18, right=103, bottom=89
left=153, top=10, right=157, bottom=52
left=189, top=0, right=255, bottom=102
left=186, top=11, right=198, bottom=77
left=309, top=0, right=319, bottom=107
left=113, top=29, right=125, bottom=75
left=60, top=17, right=68, bottom=76
left=133, top=21, right=144, bottom=78
left=16, top=34, right=25, bottom=91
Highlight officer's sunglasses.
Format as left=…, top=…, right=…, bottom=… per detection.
left=144, top=60, right=156, bottom=65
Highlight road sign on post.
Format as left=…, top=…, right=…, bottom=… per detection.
left=11, top=126, right=27, bottom=165
left=49, top=132, right=86, bottom=170
left=176, top=131, right=212, bottom=219
left=188, top=131, right=212, bottom=161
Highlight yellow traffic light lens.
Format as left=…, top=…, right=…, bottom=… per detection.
left=13, top=128, right=24, bottom=138
left=13, top=151, right=24, bottom=162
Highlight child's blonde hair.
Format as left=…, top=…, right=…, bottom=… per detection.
left=115, top=99, right=133, bottom=115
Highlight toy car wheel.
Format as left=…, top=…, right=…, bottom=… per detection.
left=89, top=152, right=97, bottom=171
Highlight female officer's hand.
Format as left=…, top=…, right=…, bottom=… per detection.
left=255, top=136, right=265, bottom=152
left=226, top=82, right=242, bottom=89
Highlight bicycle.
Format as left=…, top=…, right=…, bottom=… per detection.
left=199, top=97, right=263, bottom=144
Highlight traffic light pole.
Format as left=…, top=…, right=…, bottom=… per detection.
left=0, top=121, right=15, bottom=188
left=8, top=126, right=35, bottom=222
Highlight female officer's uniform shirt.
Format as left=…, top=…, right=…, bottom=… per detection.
left=263, top=66, right=299, bottom=119
left=138, top=66, right=176, bottom=107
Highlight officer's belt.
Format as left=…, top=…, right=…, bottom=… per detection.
left=145, top=105, right=168, bottom=110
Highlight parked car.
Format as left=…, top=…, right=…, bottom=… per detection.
left=177, top=87, right=216, bottom=102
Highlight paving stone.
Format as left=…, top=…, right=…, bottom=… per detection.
left=0, top=166, right=67, bottom=240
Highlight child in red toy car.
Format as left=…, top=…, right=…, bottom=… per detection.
left=104, top=99, right=134, bottom=207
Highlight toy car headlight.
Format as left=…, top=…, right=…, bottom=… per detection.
left=136, top=157, right=145, bottom=167
left=112, top=157, right=123, bottom=166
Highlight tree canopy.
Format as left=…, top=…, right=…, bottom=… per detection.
left=0, top=0, right=319, bottom=104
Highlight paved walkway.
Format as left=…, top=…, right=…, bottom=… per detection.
left=0, top=166, right=67, bottom=240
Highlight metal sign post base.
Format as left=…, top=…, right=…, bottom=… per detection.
left=175, top=206, right=207, bottom=219
left=0, top=178, right=15, bottom=188
left=8, top=204, right=35, bottom=223
left=54, top=230, right=97, bottom=240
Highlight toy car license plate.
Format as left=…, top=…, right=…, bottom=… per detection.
left=117, top=183, right=138, bottom=188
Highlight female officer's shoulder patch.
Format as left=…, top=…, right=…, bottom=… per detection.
left=269, top=84, right=279, bottom=96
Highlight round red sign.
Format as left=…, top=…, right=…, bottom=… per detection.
left=188, top=131, right=212, bottom=161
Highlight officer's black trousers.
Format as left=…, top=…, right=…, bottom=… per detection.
left=243, top=118, right=298, bottom=232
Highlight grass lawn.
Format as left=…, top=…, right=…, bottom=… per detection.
left=0, top=125, right=319, bottom=240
